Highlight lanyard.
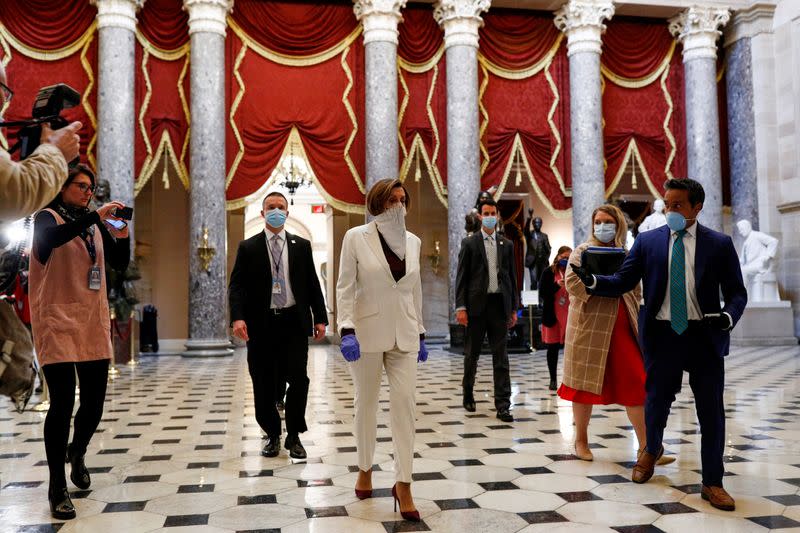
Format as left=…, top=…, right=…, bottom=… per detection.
left=268, top=235, right=286, bottom=277
left=81, top=228, right=97, bottom=265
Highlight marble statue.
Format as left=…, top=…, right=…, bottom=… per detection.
left=91, top=178, right=111, bottom=210
left=736, top=219, right=780, bottom=302
left=638, top=198, right=667, bottom=233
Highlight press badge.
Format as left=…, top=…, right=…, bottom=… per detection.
left=272, top=281, right=283, bottom=295
left=88, top=266, right=102, bottom=291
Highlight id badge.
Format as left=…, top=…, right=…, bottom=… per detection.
left=88, top=266, right=102, bottom=291
left=272, top=281, right=283, bottom=295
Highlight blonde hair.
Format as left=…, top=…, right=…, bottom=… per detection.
left=366, top=178, right=410, bottom=216
left=589, top=204, right=628, bottom=248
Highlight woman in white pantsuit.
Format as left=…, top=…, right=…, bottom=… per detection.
left=336, top=178, right=427, bottom=522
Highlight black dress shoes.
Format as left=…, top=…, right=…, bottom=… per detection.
left=66, top=444, right=91, bottom=490
left=496, top=410, right=514, bottom=423
left=285, top=433, right=307, bottom=460
left=463, top=399, right=476, bottom=412
left=48, top=487, right=76, bottom=520
left=261, top=435, right=281, bottom=457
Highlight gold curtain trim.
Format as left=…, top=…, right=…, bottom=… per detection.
left=225, top=126, right=364, bottom=214
left=717, top=59, right=726, bottom=83
left=660, top=63, right=676, bottom=181
left=0, top=34, right=10, bottom=149
left=0, top=21, right=96, bottom=60
left=605, top=138, right=662, bottom=199
left=134, top=31, right=189, bottom=61
left=177, top=55, right=191, bottom=183
left=478, top=63, right=489, bottom=176
left=341, top=45, right=365, bottom=194
left=134, top=131, right=190, bottom=195
left=398, top=46, right=444, bottom=74
left=137, top=48, right=155, bottom=178
left=478, top=33, right=564, bottom=80
left=398, top=135, right=447, bottom=208
left=225, top=43, right=249, bottom=189
left=228, top=18, right=362, bottom=67
left=80, top=33, right=98, bottom=169
left=397, top=67, right=410, bottom=162
left=426, top=63, right=444, bottom=199
left=601, top=40, right=676, bottom=88
left=544, top=58, right=569, bottom=197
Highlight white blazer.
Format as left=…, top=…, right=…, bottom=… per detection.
left=336, top=221, right=425, bottom=354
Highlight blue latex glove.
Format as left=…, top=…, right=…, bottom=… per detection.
left=417, top=339, right=429, bottom=363
left=340, top=334, right=361, bottom=362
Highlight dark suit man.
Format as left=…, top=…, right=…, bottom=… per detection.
left=455, top=198, right=518, bottom=422
left=229, top=192, right=327, bottom=460
left=572, top=178, right=747, bottom=512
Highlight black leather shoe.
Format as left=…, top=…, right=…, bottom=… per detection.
left=261, top=435, right=281, bottom=457
left=496, top=410, right=514, bottom=423
left=463, top=399, right=476, bottom=412
left=66, top=444, right=90, bottom=490
left=548, top=379, right=557, bottom=391
left=285, top=434, right=307, bottom=460
left=48, top=487, right=76, bottom=520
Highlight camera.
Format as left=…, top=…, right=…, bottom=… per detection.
left=1, top=83, right=81, bottom=167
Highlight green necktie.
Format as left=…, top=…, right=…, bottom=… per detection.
left=670, top=229, right=688, bottom=334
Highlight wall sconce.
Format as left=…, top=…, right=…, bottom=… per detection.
left=427, top=240, right=441, bottom=275
left=197, top=226, right=216, bottom=273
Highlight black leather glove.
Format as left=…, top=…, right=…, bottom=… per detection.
left=703, top=313, right=731, bottom=331
left=570, top=263, right=594, bottom=286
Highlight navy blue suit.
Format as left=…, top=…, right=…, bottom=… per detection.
left=592, top=224, right=747, bottom=486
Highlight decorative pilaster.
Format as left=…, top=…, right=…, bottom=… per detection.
left=93, top=0, right=143, bottom=246
left=724, top=4, right=777, bottom=236
left=669, top=6, right=730, bottom=231
left=182, top=0, right=234, bottom=357
left=433, top=0, right=489, bottom=319
left=353, top=0, right=406, bottom=193
left=554, top=0, right=614, bottom=245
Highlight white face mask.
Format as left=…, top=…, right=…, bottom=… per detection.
left=374, top=204, right=407, bottom=259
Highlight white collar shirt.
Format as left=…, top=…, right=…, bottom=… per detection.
left=656, top=222, right=702, bottom=321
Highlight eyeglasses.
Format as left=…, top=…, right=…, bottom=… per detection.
left=0, top=82, right=12, bottom=103
left=72, top=182, right=95, bottom=194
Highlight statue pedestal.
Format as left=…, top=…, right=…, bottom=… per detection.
left=731, top=301, right=797, bottom=346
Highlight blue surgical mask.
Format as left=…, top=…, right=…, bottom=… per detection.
left=265, top=208, right=287, bottom=228
left=666, top=211, right=693, bottom=232
left=558, top=258, right=568, bottom=268
left=482, top=216, right=497, bottom=230
left=593, top=223, right=616, bottom=244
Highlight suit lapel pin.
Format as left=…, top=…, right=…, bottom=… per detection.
left=291, top=240, right=296, bottom=244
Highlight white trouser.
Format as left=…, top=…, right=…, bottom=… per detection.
left=349, top=346, right=417, bottom=483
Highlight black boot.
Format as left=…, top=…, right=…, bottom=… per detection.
left=48, top=487, right=76, bottom=520
left=66, top=444, right=91, bottom=490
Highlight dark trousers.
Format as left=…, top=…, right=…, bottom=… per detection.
left=42, top=359, right=109, bottom=490
left=246, top=308, right=309, bottom=438
left=546, top=344, right=562, bottom=382
left=644, top=320, right=725, bottom=486
left=463, top=294, right=511, bottom=412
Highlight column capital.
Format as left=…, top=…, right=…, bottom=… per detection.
left=183, top=0, right=233, bottom=37
left=433, top=0, right=490, bottom=49
left=353, top=0, right=407, bottom=45
left=724, top=3, right=775, bottom=47
left=553, top=0, right=615, bottom=57
left=669, top=6, right=731, bottom=62
left=91, top=0, right=144, bottom=32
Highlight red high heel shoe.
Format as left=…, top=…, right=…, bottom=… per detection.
left=392, top=484, right=420, bottom=522
left=354, top=487, right=372, bottom=499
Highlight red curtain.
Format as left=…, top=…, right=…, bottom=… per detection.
left=230, top=0, right=358, bottom=56
left=601, top=18, right=686, bottom=197
left=397, top=6, right=447, bottom=196
left=138, top=0, right=189, bottom=51
left=0, top=0, right=95, bottom=50
left=478, top=10, right=571, bottom=213
left=718, top=53, right=730, bottom=206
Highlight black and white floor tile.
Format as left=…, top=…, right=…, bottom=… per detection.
left=1, top=344, right=799, bottom=532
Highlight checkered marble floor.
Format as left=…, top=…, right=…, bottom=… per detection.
left=1, top=344, right=799, bottom=533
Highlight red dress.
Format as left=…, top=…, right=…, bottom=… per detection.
left=558, top=300, right=645, bottom=406
left=541, top=269, right=569, bottom=345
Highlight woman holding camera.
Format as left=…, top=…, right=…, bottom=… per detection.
left=29, top=164, right=130, bottom=520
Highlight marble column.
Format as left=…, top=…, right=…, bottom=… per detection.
left=669, top=7, right=731, bottom=231
left=433, top=0, right=489, bottom=319
left=182, top=0, right=233, bottom=357
left=93, top=0, right=143, bottom=246
left=554, top=0, right=614, bottom=246
left=353, top=0, right=406, bottom=192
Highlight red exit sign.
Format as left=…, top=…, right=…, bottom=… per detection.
left=311, top=204, right=325, bottom=213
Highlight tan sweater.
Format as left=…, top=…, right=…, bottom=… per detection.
left=0, top=144, right=68, bottom=223
left=29, top=209, right=112, bottom=366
